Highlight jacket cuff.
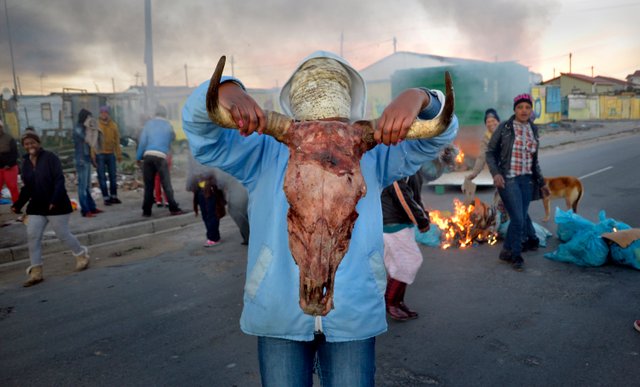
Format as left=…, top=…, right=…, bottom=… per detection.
left=417, top=88, right=444, bottom=120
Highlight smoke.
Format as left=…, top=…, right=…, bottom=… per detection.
left=0, top=0, right=562, bottom=94
left=417, top=0, right=557, bottom=63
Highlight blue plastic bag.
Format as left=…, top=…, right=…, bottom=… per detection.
left=415, top=226, right=442, bottom=247
left=593, top=210, right=631, bottom=234
left=544, top=229, right=609, bottom=267
left=497, top=220, right=552, bottom=248
left=554, top=207, right=595, bottom=243
left=610, top=239, right=640, bottom=270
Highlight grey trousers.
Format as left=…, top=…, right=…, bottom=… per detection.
left=213, top=169, right=250, bottom=244
left=26, top=214, right=84, bottom=266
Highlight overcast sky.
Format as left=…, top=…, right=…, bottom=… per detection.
left=1, top=0, right=638, bottom=95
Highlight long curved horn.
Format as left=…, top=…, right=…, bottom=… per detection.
left=206, top=55, right=293, bottom=143
left=405, top=71, right=455, bottom=140
left=360, top=71, right=455, bottom=148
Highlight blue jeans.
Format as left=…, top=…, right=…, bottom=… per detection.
left=497, top=174, right=536, bottom=256
left=76, top=160, right=96, bottom=215
left=196, top=187, right=220, bottom=241
left=258, top=334, right=376, bottom=387
left=96, top=153, right=118, bottom=199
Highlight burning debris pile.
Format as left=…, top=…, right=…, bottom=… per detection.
left=427, top=197, right=499, bottom=249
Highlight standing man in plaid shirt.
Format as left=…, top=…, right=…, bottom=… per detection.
left=486, top=93, right=550, bottom=271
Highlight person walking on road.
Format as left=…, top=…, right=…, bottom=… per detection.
left=187, top=151, right=250, bottom=245
left=73, top=108, right=102, bottom=218
left=486, top=94, right=549, bottom=271
left=381, top=172, right=430, bottom=321
left=136, top=105, right=183, bottom=217
left=154, top=152, right=172, bottom=208
left=96, top=105, right=123, bottom=206
left=11, top=131, right=90, bottom=287
left=0, top=119, right=19, bottom=204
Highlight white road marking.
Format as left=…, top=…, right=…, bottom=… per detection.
left=580, top=166, right=613, bottom=180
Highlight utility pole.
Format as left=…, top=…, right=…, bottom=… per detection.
left=569, top=52, right=572, bottom=74
left=231, top=56, right=235, bottom=77
left=340, top=31, right=344, bottom=57
left=144, top=0, right=155, bottom=109
left=393, top=36, right=397, bottom=53
left=184, top=64, right=189, bottom=87
left=591, top=66, right=594, bottom=78
left=112, top=77, right=116, bottom=92
left=4, top=0, right=19, bottom=98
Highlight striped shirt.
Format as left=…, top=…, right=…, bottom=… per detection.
left=508, top=121, right=537, bottom=177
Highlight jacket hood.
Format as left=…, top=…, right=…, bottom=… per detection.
left=279, top=50, right=366, bottom=121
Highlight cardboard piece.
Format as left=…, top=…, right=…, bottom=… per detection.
left=601, top=228, right=640, bottom=248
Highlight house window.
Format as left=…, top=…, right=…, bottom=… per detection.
left=41, top=103, right=52, bottom=121
left=63, top=101, right=72, bottom=119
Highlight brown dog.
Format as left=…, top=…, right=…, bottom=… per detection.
left=543, top=176, right=584, bottom=221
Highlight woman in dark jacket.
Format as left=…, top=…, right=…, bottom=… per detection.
left=11, top=132, right=90, bottom=287
left=485, top=94, right=549, bottom=271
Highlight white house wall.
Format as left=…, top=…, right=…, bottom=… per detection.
left=17, top=95, right=70, bottom=134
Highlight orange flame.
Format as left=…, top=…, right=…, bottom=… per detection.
left=428, top=198, right=498, bottom=249
left=455, top=150, right=464, bottom=165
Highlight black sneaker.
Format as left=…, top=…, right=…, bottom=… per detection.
left=511, top=255, right=524, bottom=271
left=522, top=237, right=540, bottom=252
left=499, top=249, right=513, bottom=262
left=103, top=200, right=112, bottom=206
left=109, top=197, right=122, bottom=204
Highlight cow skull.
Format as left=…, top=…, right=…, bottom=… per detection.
left=206, top=55, right=454, bottom=316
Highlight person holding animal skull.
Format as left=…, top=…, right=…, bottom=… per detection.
left=486, top=94, right=549, bottom=272
left=182, top=50, right=458, bottom=385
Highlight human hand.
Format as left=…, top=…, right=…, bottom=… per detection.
left=117, top=156, right=122, bottom=163
left=439, top=144, right=458, bottom=169
left=462, top=175, right=473, bottom=192
left=374, top=88, right=429, bottom=145
left=419, top=225, right=430, bottom=233
left=10, top=206, right=18, bottom=214
left=218, top=81, right=266, bottom=137
left=493, top=174, right=505, bottom=189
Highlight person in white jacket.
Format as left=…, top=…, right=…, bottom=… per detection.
left=183, top=50, right=458, bottom=386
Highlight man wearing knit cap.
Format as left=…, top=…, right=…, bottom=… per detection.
left=0, top=120, right=19, bottom=204
left=96, top=105, right=123, bottom=206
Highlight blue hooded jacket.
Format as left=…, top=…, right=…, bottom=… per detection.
left=182, top=51, right=458, bottom=342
